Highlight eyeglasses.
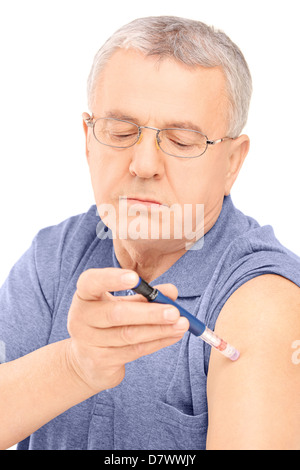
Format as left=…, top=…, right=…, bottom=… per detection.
left=84, top=115, right=233, bottom=159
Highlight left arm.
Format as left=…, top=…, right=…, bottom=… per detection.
left=206, top=274, right=300, bottom=450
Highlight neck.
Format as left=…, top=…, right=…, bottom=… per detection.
left=113, top=238, right=190, bottom=283
left=112, top=198, right=224, bottom=282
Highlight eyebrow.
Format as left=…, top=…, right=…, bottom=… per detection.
left=167, top=121, right=205, bottom=133
left=103, top=111, right=205, bottom=134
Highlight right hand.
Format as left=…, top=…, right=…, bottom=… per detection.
left=66, top=268, right=189, bottom=394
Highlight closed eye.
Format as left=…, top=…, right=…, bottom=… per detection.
left=110, top=132, right=138, bottom=139
left=169, top=139, right=195, bottom=148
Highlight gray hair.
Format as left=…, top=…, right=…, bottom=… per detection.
left=87, top=16, right=252, bottom=137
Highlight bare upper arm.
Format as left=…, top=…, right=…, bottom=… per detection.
left=206, top=274, right=300, bottom=450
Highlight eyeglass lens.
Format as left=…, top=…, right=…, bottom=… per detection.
left=93, top=118, right=207, bottom=157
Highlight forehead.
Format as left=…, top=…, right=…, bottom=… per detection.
left=92, top=49, right=228, bottom=133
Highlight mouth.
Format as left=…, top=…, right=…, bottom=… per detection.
left=121, top=196, right=168, bottom=207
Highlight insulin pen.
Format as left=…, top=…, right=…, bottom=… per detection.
left=132, top=277, right=240, bottom=361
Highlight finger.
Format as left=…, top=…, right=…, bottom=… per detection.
left=76, top=268, right=139, bottom=301
left=81, top=317, right=189, bottom=347
left=73, top=296, right=181, bottom=328
left=96, top=334, right=186, bottom=367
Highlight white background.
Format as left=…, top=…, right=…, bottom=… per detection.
left=0, top=0, right=300, bottom=289
left=1, top=0, right=300, bottom=451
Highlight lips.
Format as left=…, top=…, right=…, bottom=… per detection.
left=128, top=197, right=162, bottom=205
left=120, top=195, right=167, bottom=206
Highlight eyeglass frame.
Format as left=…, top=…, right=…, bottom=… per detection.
left=84, top=114, right=233, bottom=159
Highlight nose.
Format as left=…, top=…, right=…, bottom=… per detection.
left=129, top=127, right=164, bottom=179
left=137, top=131, right=161, bottom=151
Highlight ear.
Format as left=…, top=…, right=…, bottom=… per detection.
left=82, top=112, right=91, bottom=160
left=224, top=134, right=250, bottom=196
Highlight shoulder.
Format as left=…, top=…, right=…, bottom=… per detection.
left=34, top=205, right=98, bottom=264
left=201, top=220, right=300, bottom=347
left=33, top=205, right=100, bottom=307
left=35, top=205, right=98, bottom=249
left=212, top=274, right=300, bottom=359
left=206, top=274, right=300, bottom=449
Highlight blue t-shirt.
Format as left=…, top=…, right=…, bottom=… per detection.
left=1, top=195, right=300, bottom=450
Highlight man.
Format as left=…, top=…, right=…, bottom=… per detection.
left=1, top=16, right=300, bottom=450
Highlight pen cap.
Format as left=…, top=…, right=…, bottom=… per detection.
left=132, top=277, right=157, bottom=300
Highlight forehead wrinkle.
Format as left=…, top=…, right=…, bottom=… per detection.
left=104, top=110, right=139, bottom=122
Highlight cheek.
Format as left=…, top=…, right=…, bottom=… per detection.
left=171, top=155, right=227, bottom=204
left=168, top=159, right=217, bottom=200
left=87, top=150, right=123, bottom=203
left=201, top=152, right=228, bottom=184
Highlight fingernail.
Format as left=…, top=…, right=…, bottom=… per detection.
left=173, top=317, right=189, bottom=330
left=163, top=307, right=179, bottom=322
left=121, top=272, right=139, bottom=286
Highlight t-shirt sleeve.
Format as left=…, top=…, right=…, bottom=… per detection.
left=197, top=225, right=300, bottom=373
left=0, top=227, right=61, bottom=363
left=0, top=208, right=93, bottom=365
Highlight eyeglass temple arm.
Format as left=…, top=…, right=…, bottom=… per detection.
left=83, top=113, right=93, bottom=127
left=207, top=137, right=233, bottom=145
